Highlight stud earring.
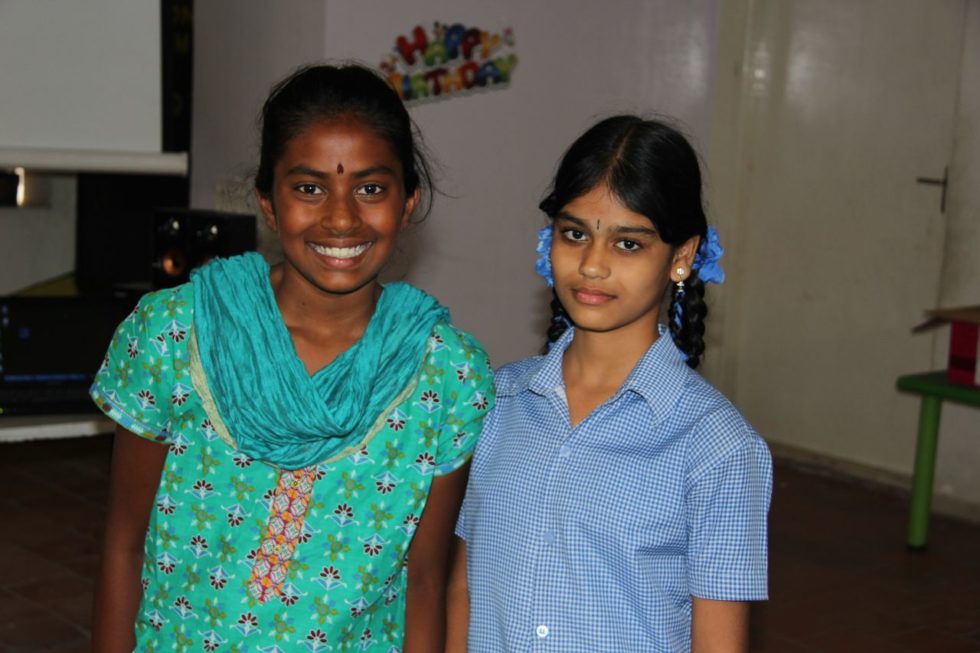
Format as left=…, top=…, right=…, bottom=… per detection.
left=675, top=267, right=686, bottom=293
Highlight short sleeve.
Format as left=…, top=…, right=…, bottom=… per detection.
left=89, top=285, right=194, bottom=443
left=452, top=398, right=501, bottom=540
left=429, top=322, right=495, bottom=476
left=686, top=434, right=772, bottom=601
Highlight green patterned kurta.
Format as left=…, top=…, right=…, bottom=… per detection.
left=91, top=283, right=493, bottom=652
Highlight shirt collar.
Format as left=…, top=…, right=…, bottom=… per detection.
left=524, top=324, right=691, bottom=422
left=525, top=327, right=576, bottom=397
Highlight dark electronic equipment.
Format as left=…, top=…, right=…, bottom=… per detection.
left=0, top=296, right=132, bottom=416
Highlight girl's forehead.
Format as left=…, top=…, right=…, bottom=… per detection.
left=278, top=118, right=401, bottom=170
left=293, top=116, right=389, bottom=148
left=561, top=185, right=651, bottom=229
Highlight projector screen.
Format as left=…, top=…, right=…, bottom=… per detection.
left=0, top=0, right=176, bottom=172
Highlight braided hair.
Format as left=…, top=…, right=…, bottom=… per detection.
left=538, top=115, right=709, bottom=368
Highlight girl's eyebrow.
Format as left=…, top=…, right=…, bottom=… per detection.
left=557, top=212, right=657, bottom=237
left=285, top=164, right=327, bottom=179
left=351, top=164, right=396, bottom=179
left=283, top=164, right=396, bottom=179
left=556, top=213, right=589, bottom=228
left=612, top=224, right=658, bottom=237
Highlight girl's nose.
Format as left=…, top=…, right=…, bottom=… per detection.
left=578, top=243, right=610, bottom=279
left=321, top=195, right=360, bottom=234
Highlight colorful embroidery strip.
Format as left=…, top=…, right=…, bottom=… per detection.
left=248, top=466, right=319, bottom=603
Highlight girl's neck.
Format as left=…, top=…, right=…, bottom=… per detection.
left=273, top=266, right=379, bottom=323
left=560, top=321, right=659, bottom=428
left=562, top=319, right=659, bottom=393
left=270, top=264, right=381, bottom=374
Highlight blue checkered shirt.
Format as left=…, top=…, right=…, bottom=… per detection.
left=456, top=327, right=772, bottom=652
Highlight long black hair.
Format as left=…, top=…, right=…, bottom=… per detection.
left=255, top=63, right=434, bottom=219
left=539, top=115, right=709, bottom=368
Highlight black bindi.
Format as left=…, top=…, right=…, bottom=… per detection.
left=336, top=163, right=344, bottom=175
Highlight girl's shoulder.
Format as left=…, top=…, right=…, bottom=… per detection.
left=430, top=320, right=489, bottom=363
left=677, top=370, right=739, bottom=419
left=490, top=355, right=547, bottom=398
left=129, top=282, right=195, bottom=326
left=110, top=283, right=194, bottom=354
left=675, top=371, right=770, bottom=477
left=426, top=321, right=495, bottom=395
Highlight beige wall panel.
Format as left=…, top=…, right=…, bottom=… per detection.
left=730, top=0, right=966, bottom=480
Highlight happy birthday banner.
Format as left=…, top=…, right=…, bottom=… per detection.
left=380, top=22, right=518, bottom=103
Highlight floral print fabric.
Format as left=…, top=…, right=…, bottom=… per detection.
left=91, top=284, right=493, bottom=652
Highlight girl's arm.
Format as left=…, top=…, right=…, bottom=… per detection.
left=445, top=537, right=469, bottom=652
left=691, top=597, right=749, bottom=653
left=403, top=463, right=470, bottom=653
left=91, top=426, right=169, bottom=653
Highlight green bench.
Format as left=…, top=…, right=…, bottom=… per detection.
left=896, top=371, right=980, bottom=549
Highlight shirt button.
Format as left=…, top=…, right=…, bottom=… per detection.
left=536, top=624, right=550, bottom=638
left=558, top=446, right=572, bottom=458
left=543, top=531, right=556, bottom=544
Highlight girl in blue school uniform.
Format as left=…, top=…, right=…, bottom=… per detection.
left=90, top=64, right=493, bottom=652
left=451, top=116, right=772, bottom=652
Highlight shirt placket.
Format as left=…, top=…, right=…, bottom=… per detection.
left=529, top=386, right=604, bottom=651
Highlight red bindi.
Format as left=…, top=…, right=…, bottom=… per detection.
left=336, top=163, right=344, bottom=174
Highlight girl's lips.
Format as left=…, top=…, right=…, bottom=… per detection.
left=572, top=287, right=615, bottom=305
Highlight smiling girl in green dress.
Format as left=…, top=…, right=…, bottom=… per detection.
left=91, top=63, right=493, bottom=653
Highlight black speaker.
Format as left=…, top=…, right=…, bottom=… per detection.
left=75, top=173, right=190, bottom=298
left=152, top=209, right=256, bottom=288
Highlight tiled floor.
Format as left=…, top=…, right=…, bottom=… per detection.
left=1, top=436, right=110, bottom=653
left=753, top=462, right=980, bottom=652
left=1, top=435, right=979, bottom=652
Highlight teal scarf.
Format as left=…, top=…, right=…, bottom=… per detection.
left=190, top=252, right=448, bottom=469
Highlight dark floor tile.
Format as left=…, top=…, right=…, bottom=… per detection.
left=17, top=532, right=102, bottom=567
left=882, top=626, right=980, bottom=653
left=803, top=610, right=921, bottom=651
left=749, top=629, right=820, bottom=652
left=7, top=575, right=94, bottom=630
left=47, top=593, right=95, bottom=635
left=761, top=461, right=980, bottom=653
left=855, top=581, right=942, bottom=624
left=40, top=644, right=93, bottom=653
left=902, top=600, right=980, bottom=638
left=754, top=585, right=849, bottom=640
left=57, top=555, right=102, bottom=581
left=0, top=541, right=79, bottom=587
left=0, top=465, right=45, bottom=499
left=0, top=589, right=86, bottom=650
left=4, top=503, right=106, bottom=547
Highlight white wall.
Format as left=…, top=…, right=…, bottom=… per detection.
left=190, top=0, right=327, bottom=211
left=0, top=176, right=77, bottom=295
left=191, top=0, right=721, bottom=365
left=0, top=0, right=161, bottom=154
left=707, top=0, right=980, bottom=515
left=931, top=0, right=980, bottom=510
left=321, top=1, right=720, bottom=364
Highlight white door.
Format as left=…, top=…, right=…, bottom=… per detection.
left=722, top=0, right=966, bottom=471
